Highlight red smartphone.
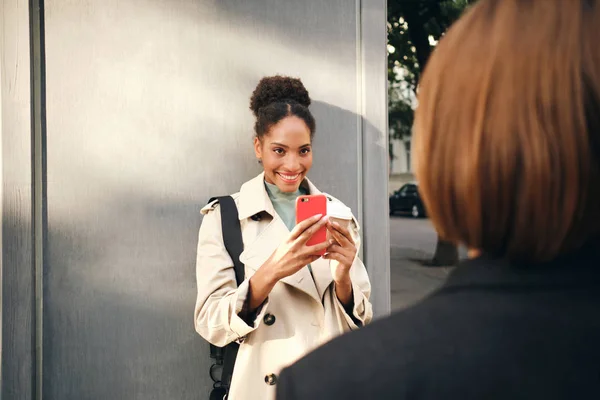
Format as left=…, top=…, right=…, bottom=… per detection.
left=296, top=194, right=328, bottom=255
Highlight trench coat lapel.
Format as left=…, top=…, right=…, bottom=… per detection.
left=310, top=257, right=334, bottom=301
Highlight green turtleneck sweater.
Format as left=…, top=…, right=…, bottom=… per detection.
left=264, top=181, right=308, bottom=231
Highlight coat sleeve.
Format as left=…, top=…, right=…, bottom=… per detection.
left=331, top=217, right=373, bottom=330
left=194, top=205, right=269, bottom=347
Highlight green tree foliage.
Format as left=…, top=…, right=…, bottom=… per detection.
left=388, top=0, right=472, bottom=142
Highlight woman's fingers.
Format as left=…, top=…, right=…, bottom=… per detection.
left=327, top=224, right=355, bottom=248
left=327, top=227, right=347, bottom=247
left=286, top=244, right=329, bottom=276
left=295, top=216, right=329, bottom=245
left=322, top=251, right=347, bottom=264
left=289, top=214, right=324, bottom=240
left=326, top=243, right=349, bottom=254
left=324, top=238, right=357, bottom=267
left=283, top=253, right=322, bottom=278
left=328, top=221, right=354, bottom=244
left=305, top=239, right=333, bottom=256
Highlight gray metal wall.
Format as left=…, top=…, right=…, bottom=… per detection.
left=1, top=0, right=388, bottom=399
left=2, top=1, right=36, bottom=399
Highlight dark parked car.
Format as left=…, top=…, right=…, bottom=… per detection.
left=389, top=183, right=427, bottom=218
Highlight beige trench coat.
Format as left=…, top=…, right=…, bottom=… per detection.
left=194, top=173, right=373, bottom=400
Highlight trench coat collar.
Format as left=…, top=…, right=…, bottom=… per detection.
left=441, top=244, right=600, bottom=293
left=237, top=172, right=321, bottom=220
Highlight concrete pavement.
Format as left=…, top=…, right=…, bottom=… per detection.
left=389, top=215, right=468, bottom=312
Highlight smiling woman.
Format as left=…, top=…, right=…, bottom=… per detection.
left=251, top=76, right=315, bottom=192
left=194, top=76, right=373, bottom=400
left=254, top=115, right=313, bottom=189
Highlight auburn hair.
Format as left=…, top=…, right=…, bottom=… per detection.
left=414, top=0, right=600, bottom=263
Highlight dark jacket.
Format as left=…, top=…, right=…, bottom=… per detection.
left=276, top=246, right=600, bottom=400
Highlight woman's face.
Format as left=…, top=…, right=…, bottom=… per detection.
left=254, top=116, right=313, bottom=193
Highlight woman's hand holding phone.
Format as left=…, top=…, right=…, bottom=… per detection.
left=324, top=220, right=357, bottom=280
left=263, top=214, right=332, bottom=281
left=324, top=219, right=357, bottom=308
left=247, top=214, right=331, bottom=312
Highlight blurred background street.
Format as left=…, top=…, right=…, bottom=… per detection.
left=390, top=215, right=468, bottom=311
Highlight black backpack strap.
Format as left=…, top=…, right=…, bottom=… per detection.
left=207, top=195, right=244, bottom=392
left=209, top=196, right=244, bottom=286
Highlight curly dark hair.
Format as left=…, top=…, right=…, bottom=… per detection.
left=249, top=75, right=316, bottom=139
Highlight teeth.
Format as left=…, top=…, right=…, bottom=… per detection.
left=279, top=173, right=300, bottom=180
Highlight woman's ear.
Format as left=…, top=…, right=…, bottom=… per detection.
left=254, top=137, right=263, bottom=160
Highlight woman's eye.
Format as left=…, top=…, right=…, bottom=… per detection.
left=300, top=148, right=311, bottom=154
left=274, top=148, right=284, bottom=155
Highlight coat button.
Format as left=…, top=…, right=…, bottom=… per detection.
left=264, top=373, right=277, bottom=385
left=263, top=313, right=276, bottom=326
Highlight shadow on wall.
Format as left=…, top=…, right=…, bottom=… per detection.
left=38, top=198, right=212, bottom=399
left=2, top=214, right=34, bottom=398
left=310, top=100, right=385, bottom=213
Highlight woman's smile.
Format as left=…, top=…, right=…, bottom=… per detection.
left=277, top=172, right=302, bottom=184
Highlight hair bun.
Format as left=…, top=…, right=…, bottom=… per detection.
left=249, top=75, right=311, bottom=116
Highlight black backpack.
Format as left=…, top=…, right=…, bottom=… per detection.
left=206, top=196, right=244, bottom=400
